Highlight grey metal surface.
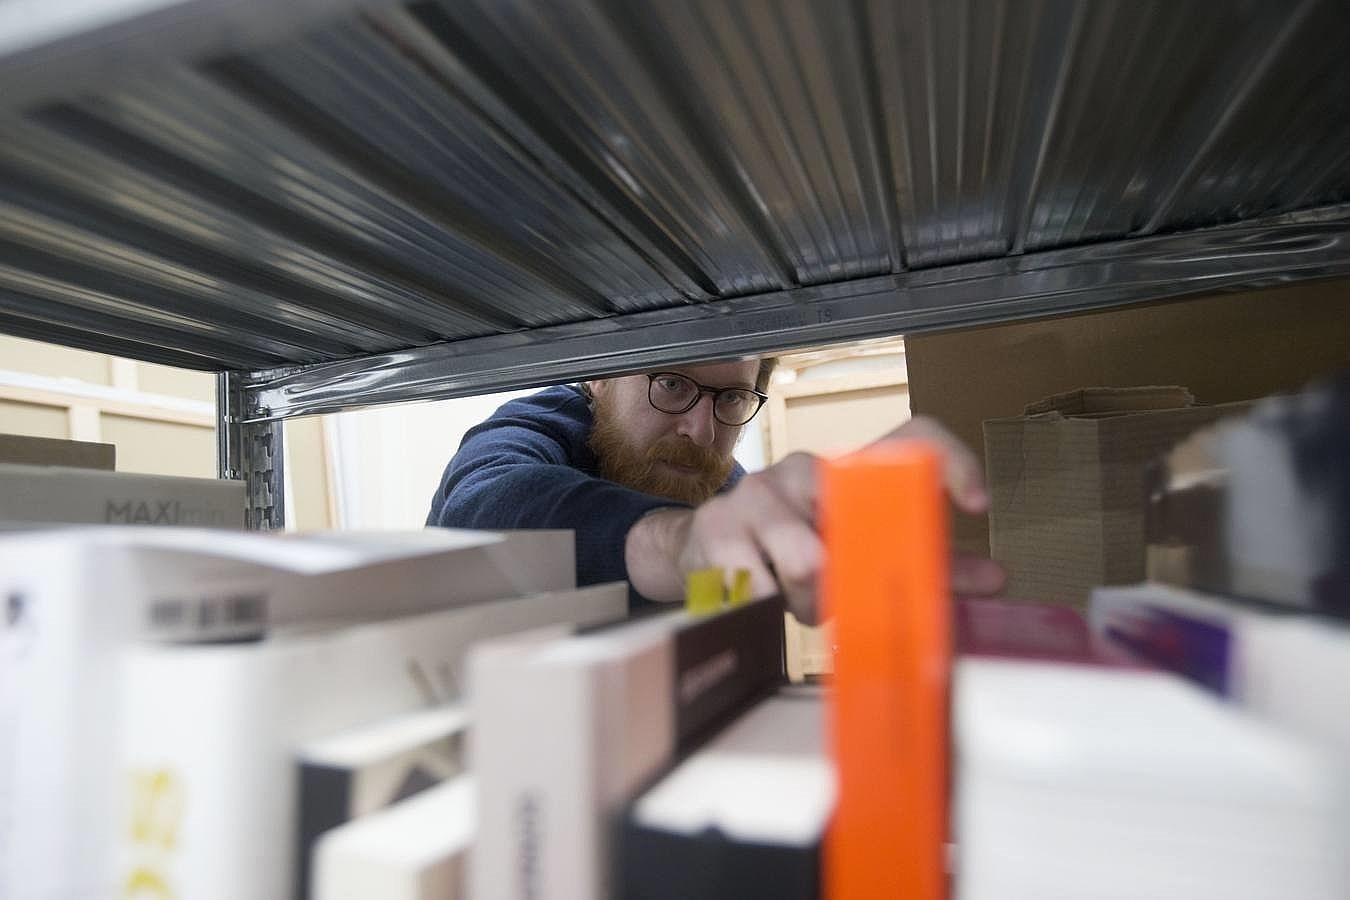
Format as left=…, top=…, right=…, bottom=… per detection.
left=244, top=212, right=1350, bottom=421
left=217, top=371, right=241, bottom=481
left=218, top=371, right=282, bottom=529
left=0, top=0, right=1348, bottom=378
left=241, top=419, right=285, bottom=530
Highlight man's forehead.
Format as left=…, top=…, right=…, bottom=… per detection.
left=654, top=358, right=758, bottom=385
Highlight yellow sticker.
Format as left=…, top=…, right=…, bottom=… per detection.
left=728, top=568, right=752, bottom=606
left=684, top=567, right=725, bottom=614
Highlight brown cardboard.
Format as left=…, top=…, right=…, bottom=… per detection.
left=983, top=387, right=1249, bottom=607
left=0, top=433, right=115, bottom=470
left=1022, top=386, right=1195, bottom=417
left=906, top=279, right=1350, bottom=556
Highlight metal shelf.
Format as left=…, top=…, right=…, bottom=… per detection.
left=2, top=0, right=1348, bottom=525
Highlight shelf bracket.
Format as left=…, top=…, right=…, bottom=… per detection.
left=217, top=371, right=285, bottom=530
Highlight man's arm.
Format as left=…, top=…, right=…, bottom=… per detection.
left=429, top=423, right=676, bottom=591
left=624, top=417, right=1006, bottom=623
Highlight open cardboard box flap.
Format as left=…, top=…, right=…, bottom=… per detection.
left=1023, top=385, right=1196, bottom=418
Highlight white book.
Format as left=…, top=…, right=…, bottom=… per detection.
left=113, top=582, right=624, bottom=900
left=313, top=776, right=474, bottom=900
left=1, top=526, right=574, bottom=899
left=954, top=657, right=1350, bottom=900
left=114, top=585, right=621, bottom=900
left=629, top=687, right=830, bottom=846
left=0, top=461, right=245, bottom=527
left=1090, top=582, right=1350, bottom=751
left=469, top=597, right=785, bottom=900
left=6, top=565, right=620, bottom=900
left=618, top=687, right=831, bottom=900
left=1, top=525, right=575, bottom=642
left=297, top=705, right=470, bottom=900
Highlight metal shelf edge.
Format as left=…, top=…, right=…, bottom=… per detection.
left=241, top=210, right=1350, bottom=421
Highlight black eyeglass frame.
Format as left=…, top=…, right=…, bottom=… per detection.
left=645, top=372, right=769, bottom=426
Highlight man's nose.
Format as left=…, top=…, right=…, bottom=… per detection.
left=675, top=392, right=718, bottom=447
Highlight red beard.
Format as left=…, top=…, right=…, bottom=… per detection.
left=588, top=392, right=733, bottom=506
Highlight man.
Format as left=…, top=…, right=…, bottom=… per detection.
left=427, top=357, right=1003, bottom=620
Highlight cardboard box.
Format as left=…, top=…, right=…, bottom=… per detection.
left=983, top=386, right=1248, bottom=607
left=0, top=433, right=115, bottom=470
left=905, top=279, right=1350, bottom=556
left=0, top=462, right=245, bottom=528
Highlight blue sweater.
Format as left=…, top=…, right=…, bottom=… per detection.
left=426, top=385, right=745, bottom=606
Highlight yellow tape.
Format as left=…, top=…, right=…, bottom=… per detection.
left=728, top=568, right=752, bottom=606
left=684, top=567, right=725, bottom=614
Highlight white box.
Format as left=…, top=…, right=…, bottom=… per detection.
left=110, top=583, right=625, bottom=900
left=0, top=462, right=245, bottom=528
left=1090, top=582, right=1350, bottom=751
left=0, top=525, right=593, bottom=900
left=955, top=657, right=1350, bottom=900
left=313, top=777, right=474, bottom=900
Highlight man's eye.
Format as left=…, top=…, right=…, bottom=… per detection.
left=656, top=377, right=687, bottom=393
left=719, top=390, right=753, bottom=408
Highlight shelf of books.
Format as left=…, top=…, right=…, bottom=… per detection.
left=3, top=373, right=1347, bottom=900
left=2, top=3, right=1348, bottom=894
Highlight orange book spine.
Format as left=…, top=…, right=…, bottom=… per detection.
left=821, top=441, right=950, bottom=900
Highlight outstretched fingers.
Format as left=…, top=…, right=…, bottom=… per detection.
left=872, top=416, right=989, bottom=514
left=684, top=467, right=823, bottom=621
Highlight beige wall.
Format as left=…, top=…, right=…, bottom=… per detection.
left=0, top=336, right=218, bottom=477
left=0, top=399, right=70, bottom=438
left=284, top=416, right=337, bottom=532
left=0, top=335, right=336, bottom=529
left=0, top=335, right=113, bottom=386
left=906, top=278, right=1350, bottom=554
left=760, top=338, right=909, bottom=682
left=0, top=336, right=214, bottom=402
left=762, top=337, right=910, bottom=464
left=101, top=415, right=217, bottom=479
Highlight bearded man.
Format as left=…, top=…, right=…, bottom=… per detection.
left=426, top=357, right=1003, bottom=618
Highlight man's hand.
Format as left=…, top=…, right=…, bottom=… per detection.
left=624, top=416, right=1006, bottom=622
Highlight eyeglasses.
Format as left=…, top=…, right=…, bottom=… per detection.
left=646, top=372, right=768, bottom=426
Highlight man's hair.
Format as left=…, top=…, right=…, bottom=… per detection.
left=755, top=357, right=778, bottom=392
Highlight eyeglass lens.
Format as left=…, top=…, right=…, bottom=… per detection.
left=649, top=373, right=761, bottom=425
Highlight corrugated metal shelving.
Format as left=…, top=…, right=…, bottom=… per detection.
left=1, top=0, right=1348, bottom=526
